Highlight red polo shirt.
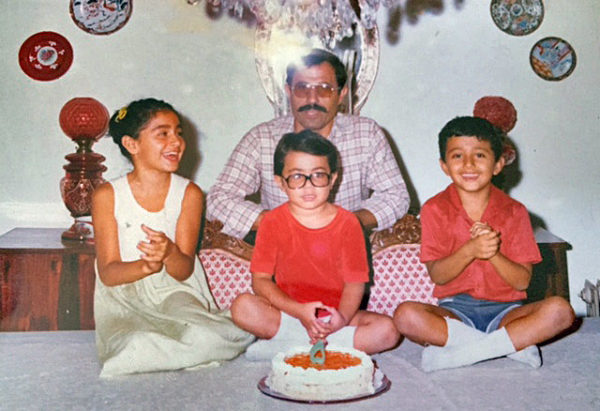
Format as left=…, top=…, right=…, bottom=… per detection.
left=420, top=184, right=542, bottom=302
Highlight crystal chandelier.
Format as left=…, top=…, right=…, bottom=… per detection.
left=187, top=0, right=403, bottom=45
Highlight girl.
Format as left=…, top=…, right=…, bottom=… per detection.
left=92, top=98, right=253, bottom=377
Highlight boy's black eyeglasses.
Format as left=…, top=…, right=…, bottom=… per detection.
left=291, top=82, right=338, bottom=99
left=283, top=172, right=332, bottom=189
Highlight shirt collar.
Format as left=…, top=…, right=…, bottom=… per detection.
left=446, top=183, right=507, bottom=222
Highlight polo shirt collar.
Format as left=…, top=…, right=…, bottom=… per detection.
left=446, top=183, right=508, bottom=222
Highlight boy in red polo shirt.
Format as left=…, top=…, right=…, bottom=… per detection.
left=231, top=130, right=400, bottom=360
left=393, top=116, right=574, bottom=372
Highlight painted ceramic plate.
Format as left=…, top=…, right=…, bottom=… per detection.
left=257, top=369, right=391, bottom=403
left=490, top=0, right=544, bottom=36
left=530, top=37, right=576, bottom=81
left=18, top=31, right=74, bottom=81
left=70, top=0, right=132, bottom=35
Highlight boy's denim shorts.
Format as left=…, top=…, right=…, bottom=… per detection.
left=438, top=294, right=523, bottom=333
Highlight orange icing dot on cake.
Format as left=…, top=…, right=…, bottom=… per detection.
left=284, top=350, right=362, bottom=370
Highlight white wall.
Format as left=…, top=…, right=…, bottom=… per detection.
left=1, top=0, right=598, bottom=315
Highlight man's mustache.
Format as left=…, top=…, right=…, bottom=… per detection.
left=299, top=104, right=327, bottom=113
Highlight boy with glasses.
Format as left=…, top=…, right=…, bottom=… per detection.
left=207, top=48, right=409, bottom=240
left=231, top=130, right=400, bottom=360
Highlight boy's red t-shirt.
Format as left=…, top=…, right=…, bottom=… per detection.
left=420, top=184, right=542, bottom=302
left=250, top=203, right=369, bottom=308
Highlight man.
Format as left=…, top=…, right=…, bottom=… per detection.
left=207, top=48, right=409, bottom=239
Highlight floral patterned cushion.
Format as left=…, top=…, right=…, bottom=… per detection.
left=199, top=248, right=252, bottom=310
left=199, top=244, right=436, bottom=314
left=367, top=244, right=437, bottom=316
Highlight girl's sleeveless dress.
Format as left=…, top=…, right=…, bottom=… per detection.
left=94, top=174, right=253, bottom=377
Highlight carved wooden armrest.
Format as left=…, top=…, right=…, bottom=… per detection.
left=201, top=220, right=254, bottom=261
left=369, top=213, right=421, bottom=255
left=202, top=214, right=421, bottom=260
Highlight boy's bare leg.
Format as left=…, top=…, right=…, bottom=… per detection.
left=420, top=296, right=574, bottom=372
left=230, top=293, right=281, bottom=339
left=394, top=301, right=543, bottom=369
left=393, top=301, right=460, bottom=346
left=351, top=311, right=401, bottom=354
left=500, top=296, right=575, bottom=350
left=232, top=293, right=312, bottom=360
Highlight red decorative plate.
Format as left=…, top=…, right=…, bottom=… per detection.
left=18, top=31, right=73, bottom=81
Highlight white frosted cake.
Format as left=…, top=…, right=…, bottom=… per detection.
left=266, top=345, right=375, bottom=401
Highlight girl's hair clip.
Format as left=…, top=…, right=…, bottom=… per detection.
left=115, top=106, right=128, bottom=122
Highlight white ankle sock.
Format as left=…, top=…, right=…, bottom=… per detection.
left=245, top=312, right=309, bottom=361
left=422, top=327, right=516, bottom=372
left=444, top=317, right=486, bottom=347
left=507, top=345, right=542, bottom=368
left=326, top=326, right=356, bottom=348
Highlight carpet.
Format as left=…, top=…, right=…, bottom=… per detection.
left=1, top=318, right=598, bottom=410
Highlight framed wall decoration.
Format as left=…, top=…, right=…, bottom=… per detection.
left=70, top=0, right=132, bottom=35
left=490, top=0, right=544, bottom=36
left=18, top=31, right=74, bottom=81
left=530, top=37, right=576, bottom=81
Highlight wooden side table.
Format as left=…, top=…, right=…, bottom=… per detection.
left=527, top=227, right=571, bottom=303
left=0, top=228, right=96, bottom=331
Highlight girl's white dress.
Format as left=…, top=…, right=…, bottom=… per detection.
left=94, top=174, right=253, bottom=377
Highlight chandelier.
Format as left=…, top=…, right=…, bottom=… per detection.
left=187, top=0, right=404, bottom=45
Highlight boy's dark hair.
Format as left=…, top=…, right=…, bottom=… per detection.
left=274, top=130, right=339, bottom=176
left=438, top=116, right=504, bottom=161
left=285, top=48, right=347, bottom=90
left=109, top=98, right=179, bottom=159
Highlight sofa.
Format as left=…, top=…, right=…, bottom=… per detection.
left=198, top=214, right=437, bottom=317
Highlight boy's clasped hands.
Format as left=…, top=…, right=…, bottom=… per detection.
left=299, top=305, right=344, bottom=344
left=469, top=221, right=500, bottom=260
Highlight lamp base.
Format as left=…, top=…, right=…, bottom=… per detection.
left=62, top=218, right=94, bottom=244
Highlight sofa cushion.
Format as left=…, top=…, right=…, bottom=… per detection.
left=367, top=244, right=437, bottom=317
left=199, top=248, right=252, bottom=310
left=199, top=243, right=437, bottom=314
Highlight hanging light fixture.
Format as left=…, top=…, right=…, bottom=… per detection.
left=187, top=0, right=402, bottom=45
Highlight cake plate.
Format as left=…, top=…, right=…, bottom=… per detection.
left=257, top=369, right=391, bottom=404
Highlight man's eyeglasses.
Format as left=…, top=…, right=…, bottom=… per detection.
left=291, top=82, right=338, bottom=99
left=283, top=172, right=332, bottom=189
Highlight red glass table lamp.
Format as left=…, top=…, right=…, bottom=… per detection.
left=59, top=97, right=108, bottom=242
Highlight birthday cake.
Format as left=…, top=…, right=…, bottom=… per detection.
left=266, top=345, right=375, bottom=401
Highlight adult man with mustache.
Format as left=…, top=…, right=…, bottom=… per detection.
left=207, top=49, right=409, bottom=240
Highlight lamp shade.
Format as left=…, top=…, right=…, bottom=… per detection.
left=473, top=96, right=517, bottom=133
left=59, top=97, right=109, bottom=141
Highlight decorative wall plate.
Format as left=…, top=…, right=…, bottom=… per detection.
left=530, top=37, right=576, bottom=81
left=70, top=0, right=132, bottom=35
left=490, top=0, right=544, bottom=36
left=18, top=31, right=74, bottom=81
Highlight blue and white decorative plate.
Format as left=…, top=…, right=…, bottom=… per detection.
left=490, top=0, right=544, bottom=36
left=70, top=0, right=132, bottom=35
left=530, top=37, right=576, bottom=81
